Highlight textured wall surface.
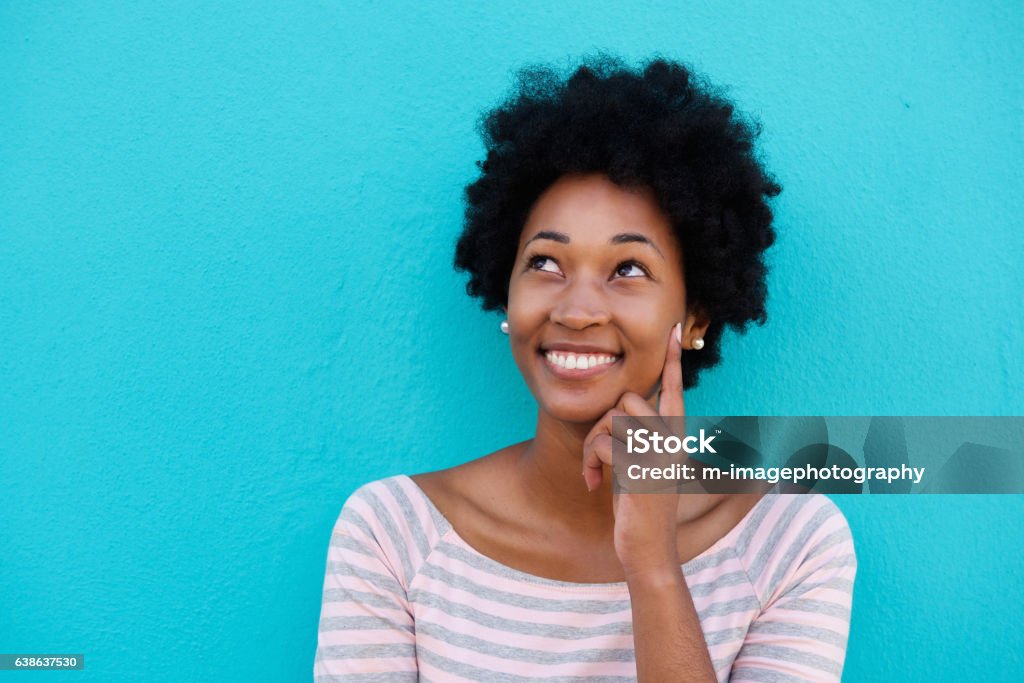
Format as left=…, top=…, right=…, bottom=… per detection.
left=2, top=1, right=1022, bottom=681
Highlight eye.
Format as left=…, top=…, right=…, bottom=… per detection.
left=526, top=254, right=563, bottom=275
left=614, top=259, right=650, bottom=278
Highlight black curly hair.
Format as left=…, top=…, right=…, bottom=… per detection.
left=453, top=55, right=781, bottom=389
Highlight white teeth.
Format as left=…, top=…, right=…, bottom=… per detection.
left=543, top=351, right=618, bottom=370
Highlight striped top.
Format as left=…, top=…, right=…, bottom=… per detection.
left=314, top=475, right=857, bottom=682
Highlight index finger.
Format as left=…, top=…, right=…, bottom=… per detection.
left=657, top=322, right=685, bottom=417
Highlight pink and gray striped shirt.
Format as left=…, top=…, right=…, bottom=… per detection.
left=314, top=475, right=857, bottom=681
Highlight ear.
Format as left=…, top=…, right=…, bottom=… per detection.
left=682, top=304, right=711, bottom=350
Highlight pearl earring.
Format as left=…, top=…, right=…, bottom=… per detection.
left=500, top=320, right=509, bottom=335
left=692, top=337, right=704, bottom=350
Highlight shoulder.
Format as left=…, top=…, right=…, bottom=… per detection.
left=337, top=475, right=450, bottom=543
left=331, top=475, right=449, bottom=588
left=408, top=445, right=525, bottom=526
left=735, top=493, right=857, bottom=608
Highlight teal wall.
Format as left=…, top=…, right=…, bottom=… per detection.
left=2, top=1, right=1022, bottom=680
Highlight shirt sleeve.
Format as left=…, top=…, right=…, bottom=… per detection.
left=313, top=485, right=419, bottom=681
left=730, top=497, right=858, bottom=682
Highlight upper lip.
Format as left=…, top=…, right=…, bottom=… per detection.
left=540, top=342, right=621, bottom=355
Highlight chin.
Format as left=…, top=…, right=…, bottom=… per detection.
left=538, top=393, right=619, bottom=425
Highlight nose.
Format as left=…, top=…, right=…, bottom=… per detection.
left=549, top=278, right=612, bottom=330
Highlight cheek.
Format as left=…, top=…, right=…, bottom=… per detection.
left=506, top=275, right=547, bottom=330
left=629, top=334, right=669, bottom=383
left=505, top=298, right=545, bottom=367
left=618, top=300, right=677, bottom=345
left=507, top=302, right=544, bottom=340
left=619, top=308, right=677, bottom=382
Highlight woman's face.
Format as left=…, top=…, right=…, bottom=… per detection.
left=507, top=173, right=697, bottom=424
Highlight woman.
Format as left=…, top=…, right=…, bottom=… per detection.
left=315, top=57, right=857, bottom=681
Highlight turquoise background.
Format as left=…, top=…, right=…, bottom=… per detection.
left=2, top=1, right=1022, bottom=680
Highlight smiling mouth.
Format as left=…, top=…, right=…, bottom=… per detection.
left=538, top=349, right=623, bottom=377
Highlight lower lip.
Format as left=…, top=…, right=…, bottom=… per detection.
left=538, top=350, right=622, bottom=379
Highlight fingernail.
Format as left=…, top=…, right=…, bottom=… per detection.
left=674, top=322, right=683, bottom=345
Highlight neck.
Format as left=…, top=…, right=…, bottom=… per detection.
left=513, top=408, right=617, bottom=535
left=511, top=403, right=729, bottom=533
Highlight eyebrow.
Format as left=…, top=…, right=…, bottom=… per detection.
left=524, top=230, right=665, bottom=259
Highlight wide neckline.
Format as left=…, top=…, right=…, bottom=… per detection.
left=400, top=474, right=774, bottom=591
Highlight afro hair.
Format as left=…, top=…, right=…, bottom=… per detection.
left=454, top=55, right=781, bottom=388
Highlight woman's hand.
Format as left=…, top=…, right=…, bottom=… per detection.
left=582, top=322, right=688, bottom=578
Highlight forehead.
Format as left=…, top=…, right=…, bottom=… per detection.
left=518, top=173, right=677, bottom=250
